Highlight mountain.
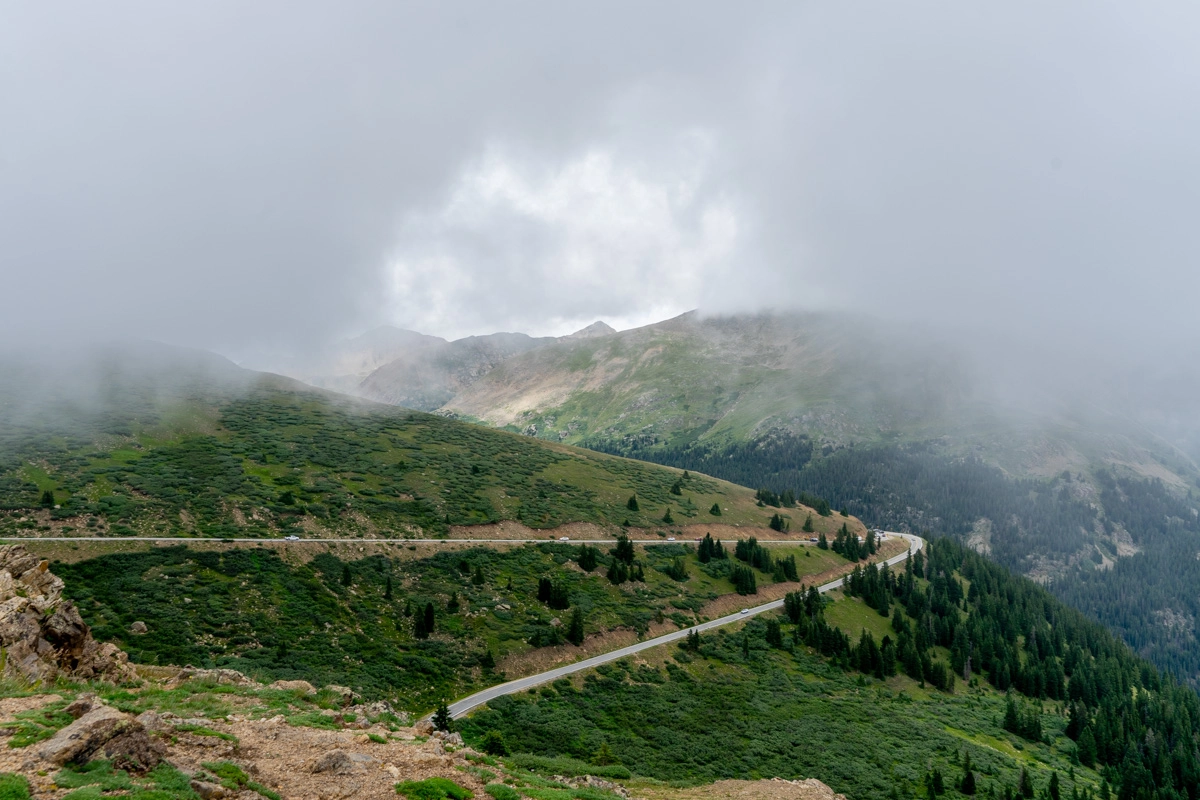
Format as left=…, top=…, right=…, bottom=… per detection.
left=260, top=325, right=448, bottom=395
left=358, top=331, right=555, bottom=410
left=419, top=311, right=1200, bottom=685
left=443, top=311, right=1193, bottom=482
left=354, top=321, right=615, bottom=411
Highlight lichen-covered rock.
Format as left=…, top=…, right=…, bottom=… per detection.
left=322, top=684, right=359, bottom=706
left=0, top=546, right=136, bottom=685
left=37, top=702, right=163, bottom=771
left=269, top=679, right=316, bottom=694
left=166, top=667, right=259, bottom=689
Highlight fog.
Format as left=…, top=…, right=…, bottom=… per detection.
left=3, top=3, right=1199, bottom=427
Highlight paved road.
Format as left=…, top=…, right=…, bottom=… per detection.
left=445, top=532, right=924, bottom=719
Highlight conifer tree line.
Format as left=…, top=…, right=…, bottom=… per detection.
left=838, top=538, right=1200, bottom=798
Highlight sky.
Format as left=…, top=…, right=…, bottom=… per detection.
left=4, top=2, right=1200, bottom=378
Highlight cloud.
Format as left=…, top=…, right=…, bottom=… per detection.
left=386, top=138, right=739, bottom=338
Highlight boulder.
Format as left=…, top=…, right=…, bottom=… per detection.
left=190, top=779, right=229, bottom=799
left=310, top=748, right=376, bottom=775
left=130, top=621, right=148, bottom=634
left=38, top=703, right=163, bottom=770
left=166, top=667, right=259, bottom=689
left=0, top=546, right=136, bottom=685
left=322, top=684, right=359, bottom=706
left=269, top=679, right=316, bottom=694
left=413, top=718, right=434, bottom=736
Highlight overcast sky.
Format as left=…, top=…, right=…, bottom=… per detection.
left=4, top=2, right=1200, bottom=372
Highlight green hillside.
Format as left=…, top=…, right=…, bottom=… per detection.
left=0, top=347, right=838, bottom=539
left=42, top=534, right=868, bottom=711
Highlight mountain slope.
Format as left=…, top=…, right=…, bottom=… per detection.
left=443, top=311, right=1194, bottom=484
left=430, top=311, right=1200, bottom=685
left=358, top=331, right=555, bottom=410
left=0, top=343, right=840, bottom=540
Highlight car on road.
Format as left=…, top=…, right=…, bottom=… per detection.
left=667, top=536, right=675, bottom=541
left=284, top=535, right=300, bottom=541
left=740, top=608, right=750, bottom=615
left=559, top=536, right=570, bottom=541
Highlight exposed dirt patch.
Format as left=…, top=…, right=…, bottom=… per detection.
left=637, top=778, right=846, bottom=800
left=449, top=520, right=619, bottom=541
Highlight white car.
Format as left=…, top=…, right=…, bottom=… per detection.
left=284, top=535, right=300, bottom=541
left=559, top=536, right=570, bottom=541
left=740, top=608, right=750, bottom=615
left=667, top=537, right=676, bottom=541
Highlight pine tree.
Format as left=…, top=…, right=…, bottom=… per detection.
left=1076, top=728, right=1097, bottom=767
left=1018, top=768, right=1034, bottom=799
left=567, top=606, right=585, bottom=646
left=384, top=575, right=393, bottom=600
left=709, top=502, right=722, bottom=516
left=593, top=741, right=617, bottom=766
left=626, top=495, right=639, bottom=511
left=818, top=532, right=828, bottom=549
left=663, top=508, right=674, bottom=524
left=432, top=701, right=453, bottom=732
left=472, top=566, right=485, bottom=585
left=803, top=515, right=814, bottom=533
left=341, top=565, right=352, bottom=587
left=447, top=592, right=460, bottom=613
left=961, top=752, right=977, bottom=795
left=1048, top=772, right=1060, bottom=800
left=39, top=490, right=54, bottom=508
left=422, top=602, right=435, bottom=637
left=670, top=480, right=683, bottom=495
left=578, top=545, right=598, bottom=571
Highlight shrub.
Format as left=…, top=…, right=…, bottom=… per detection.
left=483, top=785, right=520, bottom=800
left=395, top=777, right=474, bottom=800
left=0, top=774, right=29, bottom=800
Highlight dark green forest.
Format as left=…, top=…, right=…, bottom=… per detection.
left=588, top=433, right=1200, bottom=687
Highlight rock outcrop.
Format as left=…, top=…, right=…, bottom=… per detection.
left=38, top=701, right=163, bottom=771
left=0, top=546, right=135, bottom=685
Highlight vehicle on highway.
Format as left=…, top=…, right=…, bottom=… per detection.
left=559, top=536, right=570, bottom=541
left=284, top=535, right=300, bottom=541
left=667, top=536, right=675, bottom=541
left=740, top=608, right=750, bottom=615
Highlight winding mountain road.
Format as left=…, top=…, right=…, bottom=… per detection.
left=445, top=532, right=924, bottom=719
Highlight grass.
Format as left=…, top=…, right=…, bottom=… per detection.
left=201, top=760, right=281, bottom=800
left=0, top=774, right=28, bottom=800
left=821, top=591, right=894, bottom=644
left=0, top=380, right=800, bottom=541
left=55, top=760, right=201, bottom=800
left=1, top=699, right=74, bottom=748
left=395, top=777, right=474, bottom=799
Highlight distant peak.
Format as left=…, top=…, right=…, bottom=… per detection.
left=562, top=321, right=616, bottom=340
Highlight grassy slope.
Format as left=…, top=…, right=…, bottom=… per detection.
left=0, top=363, right=848, bottom=539
left=442, top=311, right=1195, bottom=484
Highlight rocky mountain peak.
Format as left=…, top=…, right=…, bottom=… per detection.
left=562, top=321, right=616, bottom=340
